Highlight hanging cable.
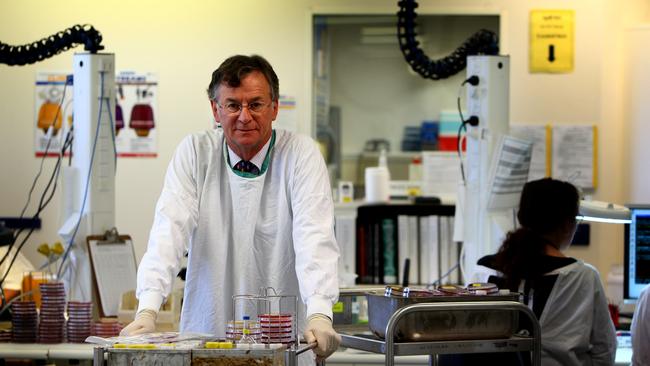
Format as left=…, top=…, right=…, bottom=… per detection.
left=396, top=0, right=498, bottom=80
left=0, top=129, right=73, bottom=287
left=0, top=79, right=72, bottom=270
left=56, top=71, right=108, bottom=280
left=19, top=78, right=71, bottom=219
left=456, top=76, right=480, bottom=183
left=105, top=95, right=118, bottom=170
left=0, top=24, right=103, bottom=66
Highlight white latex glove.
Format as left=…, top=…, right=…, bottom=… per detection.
left=304, top=313, right=341, bottom=360
left=119, top=309, right=157, bottom=336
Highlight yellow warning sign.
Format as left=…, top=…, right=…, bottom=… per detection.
left=530, top=10, right=574, bottom=73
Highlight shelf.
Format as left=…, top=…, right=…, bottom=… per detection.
left=0, top=343, right=95, bottom=360
left=341, top=333, right=536, bottom=356
left=356, top=202, right=455, bottom=219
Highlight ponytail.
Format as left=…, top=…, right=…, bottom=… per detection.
left=493, top=227, right=547, bottom=290
left=492, top=178, right=580, bottom=290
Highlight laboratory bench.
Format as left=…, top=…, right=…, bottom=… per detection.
left=0, top=339, right=634, bottom=365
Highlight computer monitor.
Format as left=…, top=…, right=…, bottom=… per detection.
left=624, top=205, right=650, bottom=303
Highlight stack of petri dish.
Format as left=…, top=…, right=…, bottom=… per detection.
left=259, top=313, right=294, bottom=345
left=226, top=319, right=261, bottom=343
left=66, top=301, right=92, bottom=343
left=0, top=329, right=12, bottom=342
left=92, top=320, right=123, bottom=338
left=11, top=301, right=37, bottom=343
left=38, top=282, right=66, bottom=343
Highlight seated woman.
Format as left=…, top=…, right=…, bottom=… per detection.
left=475, top=178, right=616, bottom=366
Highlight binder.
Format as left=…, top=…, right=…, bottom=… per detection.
left=87, top=228, right=137, bottom=317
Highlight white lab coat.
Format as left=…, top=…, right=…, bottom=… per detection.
left=135, top=128, right=340, bottom=337
left=475, top=260, right=616, bottom=366
left=632, top=285, right=650, bottom=366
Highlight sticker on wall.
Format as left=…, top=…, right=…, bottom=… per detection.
left=274, top=95, right=297, bottom=133
left=529, top=10, right=574, bottom=73
left=34, top=73, right=73, bottom=157
left=115, top=72, right=158, bottom=157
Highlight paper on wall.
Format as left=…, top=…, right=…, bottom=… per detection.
left=486, top=135, right=533, bottom=211
left=551, top=125, right=596, bottom=189
left=510, top=124, right=550, bottom=181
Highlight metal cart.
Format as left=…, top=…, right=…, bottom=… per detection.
left=340, top=301, right=541, bottom=366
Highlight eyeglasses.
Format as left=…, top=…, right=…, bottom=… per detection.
left=217, top=101, right=270, bottom=115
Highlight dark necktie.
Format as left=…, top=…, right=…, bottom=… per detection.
left=234, top=160, right=260, bottom=175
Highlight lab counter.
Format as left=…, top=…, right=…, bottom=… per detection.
left=0, top=340, right=634, bottom=365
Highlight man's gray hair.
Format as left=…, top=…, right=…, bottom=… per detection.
left=206, top=54, right=279, bottom=102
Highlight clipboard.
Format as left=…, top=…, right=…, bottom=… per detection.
left=87, top=228, right=137, bottom=318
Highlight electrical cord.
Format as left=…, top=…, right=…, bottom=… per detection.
left=0, top=128, right=73, bottom=271
left=431, top=262, right=461, bottom=287
left=456, top=76, right=480, bottom=183
left=0, top=130, right=73, bottom=287
left=4, top=76, right=73, bottom=276
left=0, top=24, right=103, bottom=66
left=397, top=0, right=498, bottom=80
left=105, top=94, right=118, bottom=170
left=56, top=71, right=108, bottom=280
left=19, top=79, right=70, bottom=219
left=457, top=96, right=468, bottom=183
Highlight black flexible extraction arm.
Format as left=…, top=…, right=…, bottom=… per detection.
left=397, top=0, right=499, bottom=80
left=0, top=24, right=103, bottom=66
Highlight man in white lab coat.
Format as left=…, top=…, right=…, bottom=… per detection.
left=121, top=55, right=341, bottom=361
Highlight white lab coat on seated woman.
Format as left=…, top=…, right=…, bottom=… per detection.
left=475, top=260, right=617, bottom=366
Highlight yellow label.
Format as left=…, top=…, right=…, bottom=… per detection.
left=530, top=10, right=574, bottom=73
left=206, top=341, right=235, bottom=349
left=332, top=302, right=344, bottom=313
left=127, top=344, right=157, bottom=349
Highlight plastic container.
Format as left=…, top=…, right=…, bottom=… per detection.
left=365, top=167, right=390, bottom=203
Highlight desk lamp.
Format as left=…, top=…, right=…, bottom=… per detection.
left=578, top=200, right=631, bottom=224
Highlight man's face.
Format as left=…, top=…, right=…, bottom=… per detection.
left=210, top=70, right=278, bottom=160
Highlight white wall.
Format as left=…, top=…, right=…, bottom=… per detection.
left=0, top=0, right=648, bottom=290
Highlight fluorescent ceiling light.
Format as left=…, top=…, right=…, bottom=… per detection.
left=577, top=200, right=631, bottom=224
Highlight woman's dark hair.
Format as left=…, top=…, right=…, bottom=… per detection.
left=206, top=54, right=279, bottom=102
left=494, top=178, right=580, bottom=289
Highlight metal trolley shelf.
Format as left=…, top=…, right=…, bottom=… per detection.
left=340, top=301, right=541, bottom=366
left=92, top=342, right=318, bottom=366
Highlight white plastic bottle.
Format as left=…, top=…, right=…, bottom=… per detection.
left=365, top=149, right=390, bottom=203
